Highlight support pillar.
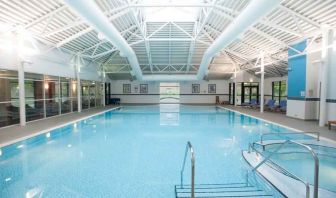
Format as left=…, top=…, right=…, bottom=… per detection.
left=18, top=61, right=26, bottom=126
left=76, top=56, right=82, bottom=113
left=260, top=51, right=265, bottom=113
left=102, top=71, right=106, bottom=107
left=319, top=25, right=333, bottom=127
left=234, top=67, right=238, bottom=106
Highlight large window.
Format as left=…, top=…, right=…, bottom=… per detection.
left=160, top=83, right=180, bottom=103
left=45, top=75, right=60, bottom=117
left=71, top=79, right=78, bottom=112
left=272, top=81, right=287, bottom=104
left=0, top=70, right=20, bottom=127
left=0, top=69, right=104, bottom=128
left=81, top=80, right=90, bottom=110
left=25, top=73, right=44, bottom=121
left=242, top=82, right=259, bottom=104
left=60, top=77, right=71, bottom=114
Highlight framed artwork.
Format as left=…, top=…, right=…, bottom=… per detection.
left=208, top=84, right=216, bottom=94
left=140, top=84, right=148, bottom=94
left=123, top=84, right=131, bottom=93
left=192, top=84, right=200, bottom=94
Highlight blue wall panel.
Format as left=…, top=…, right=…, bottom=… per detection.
left=287, top=40, right=307, bottom=98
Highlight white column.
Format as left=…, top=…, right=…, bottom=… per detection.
left=319, top=25, right=333, bottom=127
left=18, top=61, right=26, bottom=126
left=102, top=71, right=106, bottom=107
left=260, top=51, right=265, bottom=113
left=76, top=56, right=82, bottom=113
left=234, top=67, right=238, bottom=106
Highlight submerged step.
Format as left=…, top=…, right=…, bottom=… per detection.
left=176, top=186, right=259, bottom=193
left=175, top=183, right=273, bottom=198
left=177, top=183, right=248, bottom=189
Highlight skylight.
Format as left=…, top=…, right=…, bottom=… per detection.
left=142, top=0, right=201, bottom=22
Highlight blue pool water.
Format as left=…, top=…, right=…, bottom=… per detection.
left=265, top=144, right=336, bottom=193
left=0, top=105, right=305, bottom=197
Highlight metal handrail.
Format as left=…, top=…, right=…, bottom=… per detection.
left=180, top=141, right=195, bottom=198
left=249, top=140, right=319, bottom=198
left=260, top=132, right=320, bottom=143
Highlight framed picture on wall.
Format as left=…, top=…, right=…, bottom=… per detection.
left=140, top=84, right=148, bottom=94
left=192, top=84, right=200, bottom=94
left=208, top=84, right=216, bottom=93
left=123, top=84, right=131, bottom=93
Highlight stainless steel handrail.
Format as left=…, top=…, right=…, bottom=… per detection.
left=249, top=140, right=319, bottom=198
left=180, top=141, right=195, bottom=198
left=260, top=132, right=320, bottom=143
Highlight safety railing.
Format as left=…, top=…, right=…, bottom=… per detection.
left=249, top=140, right=319, bottom=198
left=180, top=141, right=195, bottom=198
left=260, top=132, right=320, bottom=143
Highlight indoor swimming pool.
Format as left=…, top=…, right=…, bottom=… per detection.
left=0, top=105, right=323, bottom=197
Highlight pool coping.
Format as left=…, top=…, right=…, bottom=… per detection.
left=243, top=150, right=336, bottom=198
left=0, top=106, right=121, bottom=148
left=216, top=105, right=336, bottom=145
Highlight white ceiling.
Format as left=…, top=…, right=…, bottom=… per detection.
left=0, top=0, right=335, bottom=79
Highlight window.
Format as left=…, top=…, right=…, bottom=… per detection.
left=25, top=73, right=44, bottom=121
left=0, top=69, right=103, bottom=128
left=123, top=84, right=131, bottom=93
left=45, top=75, right=60, bottom=117
left=160, top=83, right=180, bottom=103
left=81, top=80, right=90, bottom=110
left=192, top=84, right=200, bottom=94
left=60, top=77, right=71, bottom=114
left=208, top=84, right=216, bottom=94
left=0, top=70, right=20, bottom=127
left=242, top=82, right=259, bottom=104
left=272, top=81, right=287, bottom=104
left=143, top=0, right=200, bottom=22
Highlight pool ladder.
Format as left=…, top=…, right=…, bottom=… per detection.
left=180, top=141, right=195, bottom=198
left=177, top=142, right=274, bottom=198
left=249, top=140, right=319, bottom=198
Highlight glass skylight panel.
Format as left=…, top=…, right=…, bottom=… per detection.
left=142, top=0, right=201, bottom=22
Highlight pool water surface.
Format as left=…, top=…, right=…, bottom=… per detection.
left=0, top=105, right=300, bottom=197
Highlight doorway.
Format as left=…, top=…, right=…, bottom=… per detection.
left=159, top=83, right=180, bottom=103
left=241, top=83, right=259, bottom=104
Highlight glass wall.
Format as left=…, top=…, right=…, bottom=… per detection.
left=89, top=82, right=96, bottom=108
left=0, top=69, right=104, bottom=128
left=81, top=80, right=90, bottom=110
left=25, top=73, right=44, bottom=121
left=0, top=70, right=20, bottom=127
left=60, top=77, right=71, bottom=114
left=45, top=75, right=60, bottom=117
left=71, top=80, right=78, bottom=112
left=96, top=83, right=104, bottom=107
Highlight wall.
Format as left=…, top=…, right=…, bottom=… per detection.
left=109, top=80, right=229, bottom=104
left=286, top=34, right=336, bottom=122
left=326, top=32, right=336, bottom=121
left=0, top=42, right=102, bottom=81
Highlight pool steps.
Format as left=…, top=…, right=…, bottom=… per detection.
left=179, top=141, right=279, bottom=198
left=175, top=182, right=273, bottom=198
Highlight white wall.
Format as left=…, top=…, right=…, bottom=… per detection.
left=109, top=80, right=229, bottom=104
left=286, top=36, right=336, bottom=121
left=0, top=42, right=101, bottom=81
left=326, top=34, right=336, bottom=121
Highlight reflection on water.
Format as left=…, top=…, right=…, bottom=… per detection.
left=160, top=104, right=179, bottom=126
